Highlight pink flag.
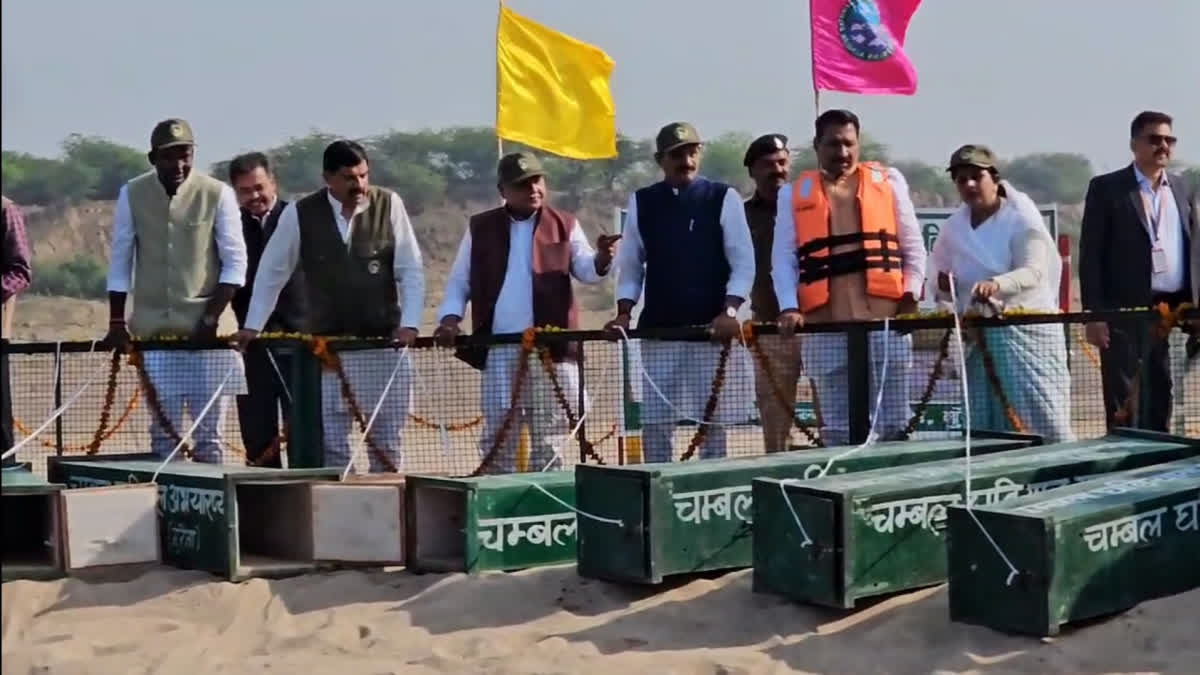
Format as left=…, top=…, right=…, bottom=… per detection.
left=810, top=0, right=922, bottom=95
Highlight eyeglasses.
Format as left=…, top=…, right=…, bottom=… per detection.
left=1144, top=134, right=1178, bottom=147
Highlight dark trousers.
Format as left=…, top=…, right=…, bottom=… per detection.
left=236, top=344, right=292, bottom=467
left=1, top=340, right=13, bottom=466
left=1099, top=291, right=1188, bottom=432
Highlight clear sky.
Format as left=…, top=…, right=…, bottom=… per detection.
left=2, top=0, right=1197, bottom=173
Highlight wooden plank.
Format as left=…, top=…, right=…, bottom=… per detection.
left=311, top=480, right=404, bottom=564
left=946, top=457, right=1200, bottom=636
left=752, top=430, right=1200, bottom=608
left=61, top=484, right=160, bottom=570
left=575, top=434, right=1038, bottom=584
left=47, top=455, right=341, bottom=580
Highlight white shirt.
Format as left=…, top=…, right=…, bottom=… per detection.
left=244, top=190, right=426, bottom=331
left=614, top=184, right=755, bottom=303
left=438, top=212, right=608, bottom=334
left=1133, top=165, right=1185, bottom=293
left=771, top=166, right=927, bottom=312
left=106, top=179, right=247, bottom=293
left=929, top=181, right=1061, bottom=313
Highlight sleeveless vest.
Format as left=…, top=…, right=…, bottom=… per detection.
left=125, top=170, right=233, bottom=338
left=296, top=187, right=398, bottom=337
left=634, top=177, right=730, bottom=329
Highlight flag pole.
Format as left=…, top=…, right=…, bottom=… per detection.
left=496, top=0, right=504, bottom=161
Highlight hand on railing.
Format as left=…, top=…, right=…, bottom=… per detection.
left=603, top=312, right=631, bottom=340
left=1084, top=322, right=1110, bottom=350
left=102, top=319, right=132, bottom=353
left=391, top=326, right=418, bottom=349
left=776, top=309, right=804, bottom=337
left=232, top=328, right=258, bottom=353
left=708, top=309, right=740, bottom=343
left=433, top=315, right=462, bottom=348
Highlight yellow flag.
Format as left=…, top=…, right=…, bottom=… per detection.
left=496, top=5, right=617, bottom=159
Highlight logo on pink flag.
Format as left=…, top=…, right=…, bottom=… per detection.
left=811, top=0, right=922, bottom=94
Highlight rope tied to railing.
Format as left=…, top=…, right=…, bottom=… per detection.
left=741, top=321, right=823, bottom=447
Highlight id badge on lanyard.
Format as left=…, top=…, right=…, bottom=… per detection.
left=1142, top=189, right=1168, bottom=275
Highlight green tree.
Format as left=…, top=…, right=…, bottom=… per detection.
left=60, top=134, right=147, bottom=200
left=1001, top=153, right=1093, bottom=204
left=1, top=151, right=95, bottom=204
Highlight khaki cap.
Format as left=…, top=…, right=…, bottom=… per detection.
left=655, top=122, right=702, bottom=155
left=150, top=118, right=195, bottom=151
left=947, top=144, right=998, bottom=171
left=497, top=152, right=546, bottom=185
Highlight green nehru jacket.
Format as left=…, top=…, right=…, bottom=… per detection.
left=126, top=170, right=232, bottom=338
left=296, top=186, right=400, bottom=336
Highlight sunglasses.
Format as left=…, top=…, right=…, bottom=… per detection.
left=1144, top=134, right=1178, bottom=147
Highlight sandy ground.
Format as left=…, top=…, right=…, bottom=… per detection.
left=2, top=565, right=1197, bottom=675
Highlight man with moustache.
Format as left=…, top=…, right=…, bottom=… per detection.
left=237, top=140, right=425, bottom=473
left=434, top=152, right=620, bottom=473
left=105, top=118, right=249, bottom=463
left=228, top=152, right=305, bottom=467
left=1080, top=110, right=1198, bottom=431
left=772, top=109, right=926, bottom=446
left=742, top=134, right=801, bottom=452
left=607, top=122, right=756, bottom=463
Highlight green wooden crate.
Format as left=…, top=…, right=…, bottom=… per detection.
left=405, top=471, right=578, bottom=574
left=2, top=464, right=66, bottom=581
left=946, top=457, right=1200, bottom=636
left=752, top=429, right=1200, bottom=609
left=47, top=454, right=342, bottom=581
left=575, top=432, right=1039, bottom=584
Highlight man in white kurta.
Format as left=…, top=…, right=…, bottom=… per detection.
left=105, top=118, right=249, bottom=463
left=435, top=152, right=617, bottom=473
left=607, top=122, right=757, bottom=463
left=237, top=140, right=425, bottom=473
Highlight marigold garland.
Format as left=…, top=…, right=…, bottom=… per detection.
left=470, top=327, right=536, bottom=476
left=311, top=337, right=399, bottom=473
left=901, top=329, right=952, bottom=439
left=129, top=349, right=194, bottom=460
left=971, top=325, right=1029, bottom=434
left=742, top=322, right=823, bottom=448
left=681, top=341, right=732, bottom=461
left=535, top=344, right=606, bottom=465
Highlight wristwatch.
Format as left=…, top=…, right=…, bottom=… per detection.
left=725, top=306, right=737, bottom=319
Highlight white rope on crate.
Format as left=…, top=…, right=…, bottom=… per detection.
left=772, top=317, right=893, bottom=548
left=264, top=347, right=293, bottom=404
left=150, top=361, right=239, bottom=482
left=342, top=346, right=409, bottom=479
left=2, top=340, right=101, bottom=461
left=494, top=475, right=624, bottom=528
left=948, top=274, right=1020, bottom=586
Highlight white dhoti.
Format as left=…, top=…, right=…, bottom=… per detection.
left=802, top=331, right=912, bottom=446
left=478, top=344, right=584, bottom=474
left=321, top=348, right=412, bottom=473
left=143, top=349, right=247, bottom=463
left=638, top=340, right=755, bottom=463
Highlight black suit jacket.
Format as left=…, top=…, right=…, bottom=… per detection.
left=231, top=199, right=309, bottom=332
left=1079, top=165, right=1197, bottom=311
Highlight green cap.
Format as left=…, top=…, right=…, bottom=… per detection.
left=497, top=152, right=546, bottom=185
left=150, top=118, right=195, bottom=151
left=655, top=122, right=702, bottom=154
left=947, top=144, right=997, bottom=172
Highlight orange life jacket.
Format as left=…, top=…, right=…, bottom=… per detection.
left=791, top=162, right=904, bottom=313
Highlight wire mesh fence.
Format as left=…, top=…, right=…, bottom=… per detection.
left=5, top=310, right=1198, bottom=478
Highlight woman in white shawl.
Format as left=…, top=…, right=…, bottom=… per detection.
left=930, top=144, right=1074, bottom=443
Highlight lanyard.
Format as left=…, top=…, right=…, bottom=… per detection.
left=1140, top=181, right=1168, bottom=243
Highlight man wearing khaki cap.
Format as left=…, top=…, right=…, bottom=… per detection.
left=435, top=152, right=619, bottom=473
left=606, top=122, right=756, bottom=463
left=105, top=118, right=249, bottom=463
left=743, top=134, right=802, bottom=452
